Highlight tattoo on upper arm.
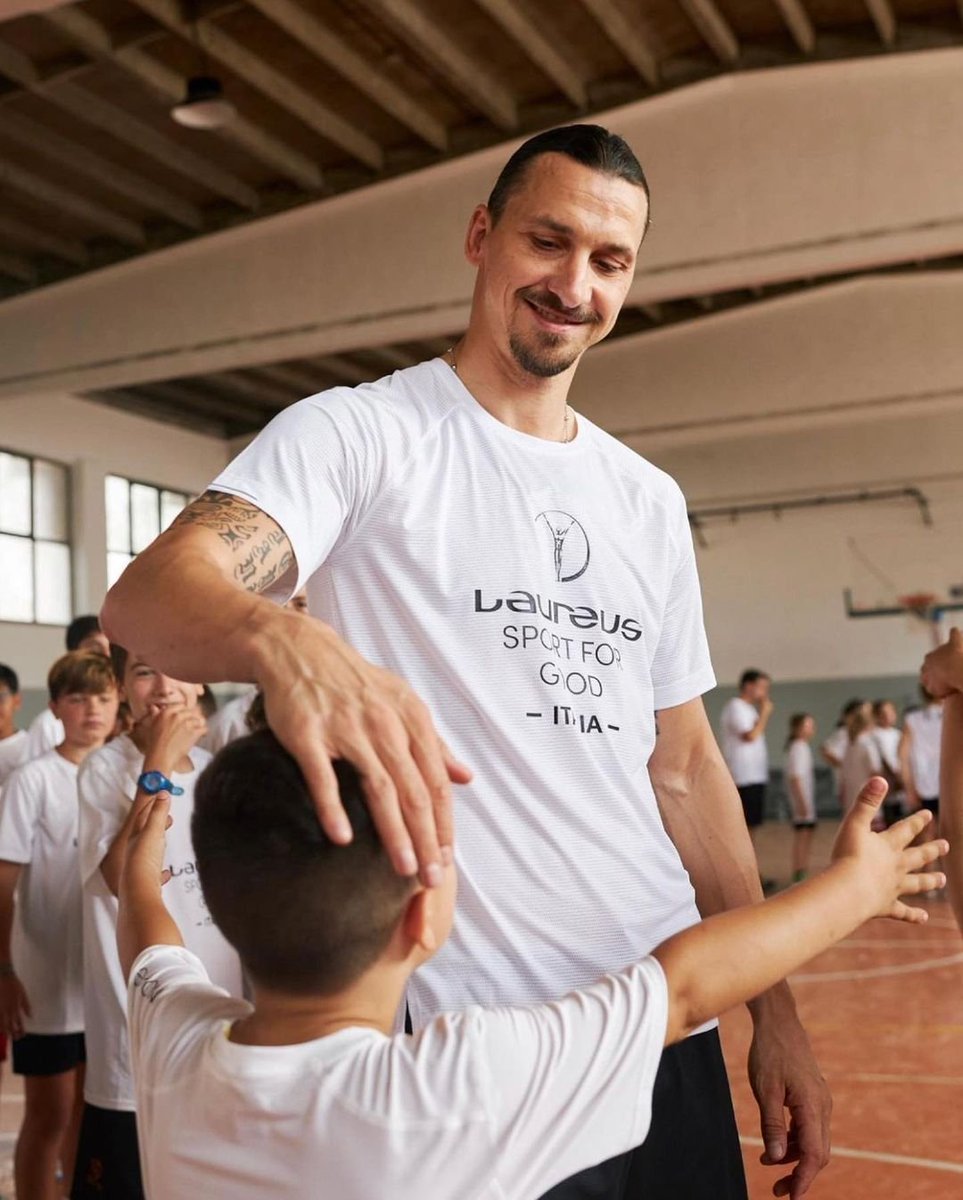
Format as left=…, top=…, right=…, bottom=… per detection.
left=173, top=490, right=294, bottom=594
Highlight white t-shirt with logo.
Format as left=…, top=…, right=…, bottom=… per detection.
left=720, top=697, right=768, bottom=787
left=212, top=359, right=715, bottom=1027
left=26, top=709, right=62, bottom=760
left=0, top=730, right=29, bottom=790
left=77, top=734, right=243, bottom=1110
left=784, top=740, right=815, bottom=823
left=0, top=750, right=84, bottom=1033
left=129, top=943, right=668, bottom=1200
left=904, top=705, right=943, bottom=800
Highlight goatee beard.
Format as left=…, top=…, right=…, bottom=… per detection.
left=509, top=332, right=581, bottom=378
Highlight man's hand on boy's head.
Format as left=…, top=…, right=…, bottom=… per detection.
left=831, top=777, right=947, bottom=923
left=921, top=627, right=963, bottom=698
left=123, top=793, right=173, bottom=890
left=137, top=702, right=207, bottom=768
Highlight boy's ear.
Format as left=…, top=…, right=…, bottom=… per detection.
left=401, top=888, right=437, bottom=955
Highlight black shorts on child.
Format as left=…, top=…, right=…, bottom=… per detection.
left=12, top=1031, right=85, bottom=1076
left=71, top=1102, right=145, bottom=1200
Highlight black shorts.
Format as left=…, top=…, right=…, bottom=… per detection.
left=71, top=1103, right=144, bottom=1200
left=920, top=797, right=939, bottom=817
left=737, top=783, right=766, bottom=829
left=12, top=1031, right=85, bottom=1076
left=538, top=1027, right=747, bottom=1199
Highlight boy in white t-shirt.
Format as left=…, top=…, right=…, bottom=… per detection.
left=25, top=616, right=112, bottom=761
left=784, top=713, right=816, bottom=883
left=118, top=730, right=944, bottom=1200
left=0, top=651, right=119, bottom=1200
left=0, top=663, right=29, bottom=792
left=72, top=645, right=243, bottom=1200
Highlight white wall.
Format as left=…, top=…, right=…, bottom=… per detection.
left=0, top=393, right=228, bottom=689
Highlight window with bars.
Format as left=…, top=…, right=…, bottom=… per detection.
left=106, top=475, right=189, bottom=588
left=0, top=449, right=72, bottom=625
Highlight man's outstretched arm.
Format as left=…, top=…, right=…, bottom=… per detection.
left=102, top=491, right=469, bottom=885
left=648, top=696, right=831, bottom=1200
left=922, top=627, right=963, bottom=933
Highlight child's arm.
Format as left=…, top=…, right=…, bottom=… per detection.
left=100, top=704, right=205, bottom=896
left=0, top=862, right=30, bottom=1038
left=652, top=777, right=945, bottom=1044
left=116, top=794, right=184, bottom=981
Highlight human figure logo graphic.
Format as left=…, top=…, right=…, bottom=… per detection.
left=536, top=510, right=590, bottom=582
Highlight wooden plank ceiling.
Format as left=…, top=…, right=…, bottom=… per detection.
left=2, top=0, right=962, bottom=435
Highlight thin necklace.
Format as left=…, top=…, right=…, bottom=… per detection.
left=446, top=346, right=575, bottom=443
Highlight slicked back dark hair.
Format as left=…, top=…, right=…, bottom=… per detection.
left=487, top=124, right=649, bottom=227
left=66, top=614, right=102, bottom=651
left=193, top=731, right=416, bottom=996
left=0, top=664, right=19, bottom=695
left=739, top=669, right=770, bottom=690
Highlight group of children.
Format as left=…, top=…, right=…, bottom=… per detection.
left=0, top=608, right=954, bottom=1199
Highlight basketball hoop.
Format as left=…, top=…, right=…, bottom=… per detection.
left=898, top=592, right=939, bottom=620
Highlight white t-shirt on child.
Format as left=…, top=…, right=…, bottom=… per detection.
left=212, top=359, right=715, bottom=1029
left=26, top=709, right=63, bottom=760
left=783, top=740, right=815, bottom=823
left=129, top=944, right=668, bottom=1200
left=904, top=706, right=943, bottom=800
left=78, top=734, right=243, bottom=1110
left=0, top=750, right=84, bottom=1033
left=840, top=732, right=883, bottom=813
left=0, top=730, right=29, bottom=790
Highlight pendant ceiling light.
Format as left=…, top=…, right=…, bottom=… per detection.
left=169, top=2, right=236, bottom=130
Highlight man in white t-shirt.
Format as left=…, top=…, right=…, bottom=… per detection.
left=25, top=616, right=112, bottom=760
left=0, top=652, right=119, bottom=1200
left=104, top=125, right=832, bottom=1199
left=0, top=664, right=28, bottom=792
left=921, top=626, right=963, bottom=932
left=900, top=690, right=944, bottom=817
left=720, top=669, right=773, bottom=843
left=72, top=645, right=242, bottom=1200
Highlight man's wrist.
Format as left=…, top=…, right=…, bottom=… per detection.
left=748, top=977, right=798, bottom=1024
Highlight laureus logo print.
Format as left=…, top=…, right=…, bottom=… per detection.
left=536, top=510, right=590, bottom=583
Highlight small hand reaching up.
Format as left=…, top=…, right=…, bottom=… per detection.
left=831, top=777, right=946, bottom=923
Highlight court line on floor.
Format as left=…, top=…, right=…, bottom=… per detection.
left=791, top=950, right=963, bottom=982
left=845, top=1072, right=963, bottom=1086
left=740, top=1136, right=963, bottom=1174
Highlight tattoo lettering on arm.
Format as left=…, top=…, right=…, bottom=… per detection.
left=173, top=491, right=295, bottom=594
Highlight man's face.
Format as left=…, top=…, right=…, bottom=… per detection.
left=77, top=630, right=110, bottom=657
left=465, top=153, right=648, bottom=379
left=122, top=656, right=203, bottom=723
left=745, top=677, right=770, bottom=704
left=51, top=688, right=119, bottom=750
left=877, top=702, right=897, bottom=728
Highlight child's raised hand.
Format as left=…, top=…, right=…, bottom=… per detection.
left=123, top=793, right=173, bottom=889
left=138, top=702, right=207, bottom=765
left=831, top=777, right=947, bottom=923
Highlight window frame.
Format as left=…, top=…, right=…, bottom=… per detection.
left=105, top=473, right=190, bottom=587
left=0, top=446, right=73, bottom=626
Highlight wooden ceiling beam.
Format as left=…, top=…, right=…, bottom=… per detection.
left=0, top=250, right=37, bottom=283
left=310, top=354, right=378, bottom=385
left=129, top=0, right=383, bottom=169
left=139, top=380, right=271, bottom=423
left=677, top=0, right=740, bottom=63
left=0, top=108, right=202, bottom=231
left=88, top=388, right=229, bottom=437
left=361, top=345, right=421, bottom=371
left=246, top=0, right=447, bottom=151
left=577, top=0, right=659, bottom=85
left=770, top=0, right=816, bottom=53
left=250, top=363, right=327, bottom=397
left=359, top=0, right=518, bottom=130
left=0, top=213, right=88, bottom=265
left=864, top=0, right=897, bottom=45
left=203, top=371, right=296, bottom=410
left=473, top=0, right=587, bottom=108
left=41, top=7, right=320, bottom=196
left=1, top=159, right=144, bottom=244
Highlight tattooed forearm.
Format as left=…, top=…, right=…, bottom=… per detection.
left=174, top=490, right=294, bottom=594
left=173, top=491, right=263, bottom=551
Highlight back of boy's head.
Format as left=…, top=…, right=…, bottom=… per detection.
left=193, top=730, right=416, bottom=996
left=66, top=614, right=102, bottom=651
left=48, top=651, right=116, bottom=702
left=0, top=664, right=19, bottom=696
left=109, top=643, right=129, bottom=682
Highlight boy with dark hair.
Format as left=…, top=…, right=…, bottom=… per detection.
left=0, top=663, right=28, bottom=791
left=0, top=651, right=119, bottom=1200
left=72, top=645, right=242, bottom=1200
left=720, top=669, right=774, bottom=841
left=118, top=731, right=944, bottom=1200
left=27, top=616, right=111, bottom=760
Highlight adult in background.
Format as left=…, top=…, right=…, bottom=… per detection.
left=921, top=627, right=963, bottom=932
left=821, top=697, right=864, bottom=803
left=872, top=699, right=905, bottom=827
left=901, top=688, right=944, bottom=822
left=103, top=126, right=830, bottom=1200
left=720, top=669, right=773, bottom=845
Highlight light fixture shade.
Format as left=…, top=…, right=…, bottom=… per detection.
left=171, top=75, right=237, bottom=129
